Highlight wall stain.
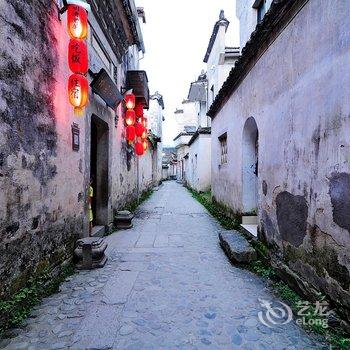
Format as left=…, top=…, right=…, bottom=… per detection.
left=329, top=172, right=350, bottom=232
left=262, top=180, right=267, bottom=196
left=276, top=191, right=308, bottom=247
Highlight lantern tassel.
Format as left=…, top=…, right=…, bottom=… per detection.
left=74, top=107, right=84, bottom=116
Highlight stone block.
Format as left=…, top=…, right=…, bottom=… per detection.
left=74, top=237, right=107, bottom=270
left=219, top=231, right=257, bottom=264
left=114, top=210, right=134, bottom=229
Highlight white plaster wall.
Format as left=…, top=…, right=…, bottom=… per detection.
left=236, top=0, right=273, bottom=48
left=206, top=25, right=227, bottom=105
left=212, top=0, right=350, bottom=249
left=188, top=140, right=200, bottom=190
left=176, top=145, right=189, bottom=181
left=198, top=135, right=212, bottom=192
left=148, top=98, right=163, bottom=185
left=139, top=148, right=153, bottom=192
left=174, top=101, right=197, bottom=134
left=189, top=135, right=212, bottom=192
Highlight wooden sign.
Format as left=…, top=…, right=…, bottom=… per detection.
left=90, top=68, right=123, bottom=110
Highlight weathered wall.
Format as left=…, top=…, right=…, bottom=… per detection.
left=88, top=9, right=140, bottom=218
left=0, top=0, right=84, bottom=297
left=139, top=147, right=154, bottom=192
left=0, top=0, right=146, bottom=299
left=212, top=0, right=350, bottom=316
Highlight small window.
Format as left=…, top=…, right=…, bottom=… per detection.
left=219, top=133, right=227, bottom=165
left=257, top=0, right=267, bottom=23
left=210, top=85, right=215, bottom=103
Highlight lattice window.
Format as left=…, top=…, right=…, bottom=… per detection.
left=219, top=134, right=227, bottom=165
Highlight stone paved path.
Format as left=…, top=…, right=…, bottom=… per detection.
left=1, top=182, right=328, bottom=349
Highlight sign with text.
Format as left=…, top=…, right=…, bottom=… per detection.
left=90, top=68, right=123, bottom=110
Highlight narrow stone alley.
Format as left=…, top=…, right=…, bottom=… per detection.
left=1, top=182, right=328, bottom=350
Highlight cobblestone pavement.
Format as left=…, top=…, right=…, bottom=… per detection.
left=1, top=182, right=328, bottom=349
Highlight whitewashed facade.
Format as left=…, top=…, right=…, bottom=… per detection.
left=186, top=11, right=239, bottom=192
left=209, top=0, right=350, bottom=321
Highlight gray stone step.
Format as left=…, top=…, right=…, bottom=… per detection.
left=92, top=225, right=105, bottom=237
left=219, top=230, right=257, bottom=264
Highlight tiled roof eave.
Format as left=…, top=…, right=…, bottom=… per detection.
left=207, top=0, right=310, bottom=119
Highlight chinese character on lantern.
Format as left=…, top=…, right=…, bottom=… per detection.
left=67, top=5, right=88, bottom=40
left=68, top=39, right=88, bottom=74
left=67, top=4, right=89, bottom=115
left=68, top=74, right=89, bottom=115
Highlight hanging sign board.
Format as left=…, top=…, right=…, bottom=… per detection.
left=90, top=68, right=123, bottom=110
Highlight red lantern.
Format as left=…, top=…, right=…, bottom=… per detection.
left=135, top=141, right=144, bottom=156
left=135, top=102, right=144, bottom=118
left=125, top=110, right=136, bottom=126
left=142, top=139, right=148, bottom=151
left=126, top=125, right=136, bottom=142
left=68, top=74, right=89, bottom=114
left=67, top=5, right=88, bottom=40
left=125, top=93, right=135, bottom=110
left=135, top=122, right=145, bottom=137
left=68, top=39, right=88, bottom=74
left=142, top=117, right=148, bottom=128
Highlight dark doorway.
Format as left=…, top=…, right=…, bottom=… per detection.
left=90, top=115, right=109, bottom=227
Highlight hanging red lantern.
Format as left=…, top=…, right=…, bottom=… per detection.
left=126, top=125, right=136, bottom=142
left=68, top=39, right=88, bottom=74
left=68, top=74, right=89, bottom=115
left=125, top=110, right=136, bottom=126
left=142, top=116, right=148, bottom=128
left=135, top=102, right=144, bottom=118
left=125, top=93, right=135, bottom=110
left=67, top=5, right=88, bottom=40
left=135, top=141, right=144, bottom=156
left=141, top=129, right=147, bottom=139
left=135, top=122, right=145, bottom=137
left=142, top=139, right=148, bottom=151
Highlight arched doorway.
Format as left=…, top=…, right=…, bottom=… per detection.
left=242, top=117, right=259, bottom=213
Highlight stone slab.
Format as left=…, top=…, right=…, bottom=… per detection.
left=154, top=234, right=169, bottom=247
left=72, top=304, right=121, bottom=349
left=102, top=270, right=138, bottom=305
left=219, top=230, right=257, bottom=264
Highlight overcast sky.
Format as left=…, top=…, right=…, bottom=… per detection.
left=137, top=0, right=240, bottom=146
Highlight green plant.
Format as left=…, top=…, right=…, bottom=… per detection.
left=124, top=189, right=154, bottom=213
left=250, top=260, right=276, bottom=279
left=0, top=264, right=74, bottom=336
left=187, top=188, right=240, bottom=230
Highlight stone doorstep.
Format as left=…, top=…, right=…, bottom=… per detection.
left=242, top=215, right=258, bottom=225
left=219, top=231, right=257, bottom=264
left=241, top=224, right=258, bottom=238
left=92, top=225, right=105, bottom=238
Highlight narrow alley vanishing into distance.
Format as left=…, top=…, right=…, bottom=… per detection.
left=1, top=182, right=328, bottom=350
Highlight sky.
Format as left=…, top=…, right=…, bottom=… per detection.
left=136, top=0, right=240, bottom=146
